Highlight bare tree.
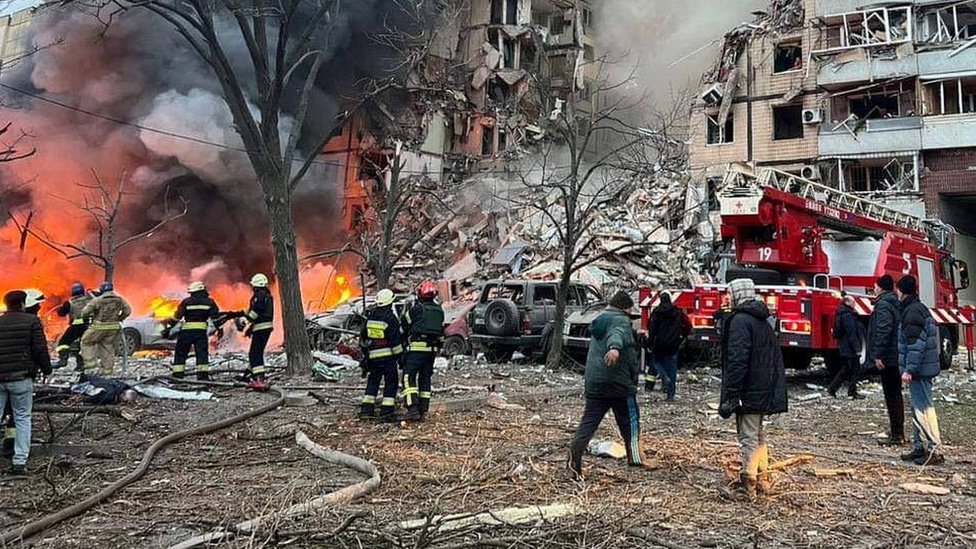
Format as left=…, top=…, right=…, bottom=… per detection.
left=512, top=58, right=691, bottom=370
left=67, top=0, right=459, bottom=372
left=25, top=171, right=187, bottom=283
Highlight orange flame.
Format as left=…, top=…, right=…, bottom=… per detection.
left=147, top=296, right=182, bottom=320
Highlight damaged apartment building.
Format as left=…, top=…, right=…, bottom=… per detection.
left=688, top=0, right=976, bottom=305
left=326, top=0, right=598, bottom=232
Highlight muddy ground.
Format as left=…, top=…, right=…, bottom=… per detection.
left=1, top=355, right=975, bottom=549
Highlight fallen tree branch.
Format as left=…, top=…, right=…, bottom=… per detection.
left=168, top=431, right=381, bottom=549
left=397, top=503, right=581, bottom=533
left=0, top=387, right=286, bottom=545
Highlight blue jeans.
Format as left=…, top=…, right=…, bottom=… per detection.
left=652, top=354, right=678, bottom=399
left=0, top=379, right=33, bottom=466
left=908, top=377, right=942, bottom=453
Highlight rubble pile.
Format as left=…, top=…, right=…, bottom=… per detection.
left=702, top=0, right=805, bottom=85
left=393, top=171, right=713, bottom=296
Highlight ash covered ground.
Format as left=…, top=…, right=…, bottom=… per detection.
left=2, top=354, right=976, bottom=548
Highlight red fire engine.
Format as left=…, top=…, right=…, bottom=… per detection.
left=640, top=163, right=974, bottom=372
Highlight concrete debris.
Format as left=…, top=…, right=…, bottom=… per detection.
left=588, top=440, right=627, bottom=459
left=899, top=483, right=951, bottom=496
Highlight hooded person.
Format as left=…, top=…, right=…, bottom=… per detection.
left=866, top=274, right=906, bottom=446
left=896, top=275, right=945, bottom=466
left=719, top=278, right=788, bottom=501
left=828, top=294, right=866, bottom=399
left=567, top=291, right=644, bottom=480
left=644, top=293, right=692, bottom=400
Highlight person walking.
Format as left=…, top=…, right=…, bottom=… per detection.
left=866, top=275, right=905, bottom=446
left=645, top=293, right=692, bottom=401
left=828, top=295, right=865, bottom=399
left=719, top=278, right=788, bottom=501
left=896, top=275, right=945, bottom=466
left=80, top=283, right=132, bottom=376
left=568, top=291, right=644, bottom=480
left=0, top=290, right=52, bottom=475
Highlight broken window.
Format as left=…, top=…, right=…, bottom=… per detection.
left=498, top=129, right=508, bottom=153
left=843, top=158, right=917, bottom=193
left=579, top=80, right=594, bottom=102
left=921, top=2, right=976, bottom=44
left=583, top=45, right=595, bottom=62
left=488, top=29, right=520, bottom=69
left=774, top=42, right=803, bottom=73
left=490, top=0, right=517, bottom=25
left=548, top=13, right=565, bottom=35
left=850, top=93, right=901, bottom=119
left=487, top=78, right=510, bottom=104
left=533, top=285, right=557, bottom=305
left=706, top=177, right=722, bottom=212
left=582, top=7, right=594, bottom=30
left=483, top=283, right=525, bottom=304
left=773, top=105, right=804, bottom=140
left=819, top=7, right=913, bottom=52
left=923, top=77, right=976, bottom=116
left=706, top=114, right=734, bottom=145
left=666, top=201, right=685, bottom=231
left=481, top=124, right=495, bottom=156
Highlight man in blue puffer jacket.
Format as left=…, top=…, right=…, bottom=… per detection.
left=896, top=275, right=944, bottom=466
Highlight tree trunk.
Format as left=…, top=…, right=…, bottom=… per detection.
left=545, top=268, right=574, bottom=370
left=263, top=176, right=313, bottom=375
left=104, top=261, right=115, bottom=285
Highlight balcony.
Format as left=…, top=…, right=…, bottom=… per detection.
left=820, top=116, right=923, bottom=156
left=921, top=114, right=976, bottom=149
left=917, top=47, right=976, bottom=78
left=817, top=53, right=918, bottom=87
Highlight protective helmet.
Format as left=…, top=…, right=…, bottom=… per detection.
left=24, top=289, right=46, bottom=309
left=376, top=288, right=395, bottom=307
left=70, top=282, right=85, bottom=297
left=99, top=282, right=114, bottom=293
left=188, top=281, right=206, bottom=293
left=418, top=280, right=437, bottom=300
left=250, top=273, right=269, bottom=288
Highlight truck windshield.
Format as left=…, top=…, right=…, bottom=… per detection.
left=482, top=284, right=525, bottom=305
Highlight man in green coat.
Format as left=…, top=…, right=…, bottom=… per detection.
left=567, top=291, right=643, bottom=479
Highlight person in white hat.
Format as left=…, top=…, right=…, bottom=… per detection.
left=168, top=281, right=220, bottom=381
left=359, top=288, right=403, bottom=421
left=243, top=274, right=274, bottom=390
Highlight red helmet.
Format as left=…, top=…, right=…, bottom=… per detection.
left=418, top=280, right=437, bottom=299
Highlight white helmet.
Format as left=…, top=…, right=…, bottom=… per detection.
left=250, top=273, right=269, bottom=288
left=24, top=289, right=46, bottom=309
left=376, top=288, right=395, bottom=307
left=188, top=281, right=206, bottom=293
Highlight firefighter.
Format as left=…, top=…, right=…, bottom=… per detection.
left=243, top=274, right=273, bottom=390
left=402, top=280, right=444, bottom=421
left=169, top=281, right=219, bottom=381
left=80, top=282, right=132, bottom=376
left=55, top=282, right=91, bottom=371
left=359, top=289, right=403, bottom=421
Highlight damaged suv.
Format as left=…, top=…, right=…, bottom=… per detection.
left=468, top=279, right=602, bottom=363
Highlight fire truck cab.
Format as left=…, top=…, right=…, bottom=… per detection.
left=641, top=164, right=974, bottom=372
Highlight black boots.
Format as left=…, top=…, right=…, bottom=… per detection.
left=196, top=372, right=211, bottom=381
left=901, top=448, right=926, bottom=462
left=725, top=474, right=757, bottom=502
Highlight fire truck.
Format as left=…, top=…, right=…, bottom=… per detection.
left=640, top=163, right=974, bottom=372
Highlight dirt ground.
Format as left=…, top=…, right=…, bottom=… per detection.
left=2, top=355, right=975, bottom=549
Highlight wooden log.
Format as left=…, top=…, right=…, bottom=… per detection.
left=397, top=503, right=580, bottom=532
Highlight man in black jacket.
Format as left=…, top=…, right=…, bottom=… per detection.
left=829, top=295, right=865, bottom=399
left=719, top=279, right=788, bottom=501
left=0, top=291, right=52, bottom=475
left=866, top=275, right=905, bottom=445
left=645, top=293, right=692, bottom=401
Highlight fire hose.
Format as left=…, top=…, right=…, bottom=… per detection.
left=0, top=385, right=287, bottom=545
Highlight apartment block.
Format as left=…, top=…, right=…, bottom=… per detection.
left=689, top=0, right=976, bottom=304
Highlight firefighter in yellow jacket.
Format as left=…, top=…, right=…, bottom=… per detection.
left=80, top=282, right=132, bottom=376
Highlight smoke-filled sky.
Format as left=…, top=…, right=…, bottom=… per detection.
left=597, top=0, right=767, bottom=104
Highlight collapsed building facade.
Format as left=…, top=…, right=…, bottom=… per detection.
left=689, top=0, right=976, bottom=305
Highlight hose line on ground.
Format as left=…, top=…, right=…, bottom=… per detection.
left=0, top=386, right=286, bottom=545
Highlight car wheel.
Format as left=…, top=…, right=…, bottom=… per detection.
left=484, top=299, right=520, bottom=336
left=539, top=324, right=555, bottom=363
left=117, top=328, right=142, bottom=357
left=940, top=325, right=958, bottom=370
left=484, top=347, right=514, bottom=364
left=441, top=335, right=469, bottom=358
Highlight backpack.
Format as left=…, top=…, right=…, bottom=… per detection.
left=412, top=302, right=444, bottom=337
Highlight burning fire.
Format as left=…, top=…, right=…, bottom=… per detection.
left=147, top=296, right=182, bottom=320
left=303, top=265, right=361, bottom=312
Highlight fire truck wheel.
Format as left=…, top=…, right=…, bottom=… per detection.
left=781, top=348, right=812, bottom=370
left=940, top=325, right=959, bottom=371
